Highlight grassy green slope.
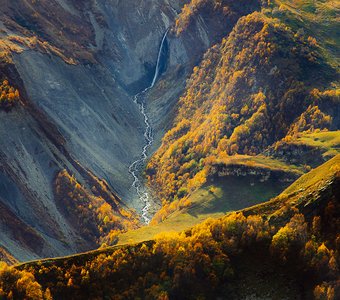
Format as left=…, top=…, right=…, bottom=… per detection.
left=242, top=154, right=340, bottom=217
left=294, top=131, right=340, bottom=157
left=284, top=152, right=340, bottom=194
left=272, top=0, right=340, bottom=67
left=118, top=155, right=338, bottom=246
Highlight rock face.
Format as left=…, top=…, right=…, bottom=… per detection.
left=0, top=0, right=227, bottom=261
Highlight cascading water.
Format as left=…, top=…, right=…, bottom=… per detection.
left=129, top=29, right=169, bottom=224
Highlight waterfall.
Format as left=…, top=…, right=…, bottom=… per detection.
left=151, top=28, right=170, bottom=88
left=128, top=29, right=169, bottom=224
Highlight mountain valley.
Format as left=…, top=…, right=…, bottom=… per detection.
left=0, top=0, right=339, bottom=299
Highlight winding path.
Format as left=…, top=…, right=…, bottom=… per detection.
left=128, top=29, right=169, bottom=224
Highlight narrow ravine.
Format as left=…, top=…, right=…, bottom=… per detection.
left=129, top=29, right=169, bottom=224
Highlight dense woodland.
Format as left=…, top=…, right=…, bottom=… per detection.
left=147, top=8, right=338, bottom=223
left=0, top=160, right=338, bottom=299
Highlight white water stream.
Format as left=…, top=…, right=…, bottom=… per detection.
left=128, top=29, right=169, bottom=224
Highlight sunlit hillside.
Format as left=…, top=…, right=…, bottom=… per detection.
left=147, top=0, right=339, bottom=224
left=0, top=0, right=338, bottom=299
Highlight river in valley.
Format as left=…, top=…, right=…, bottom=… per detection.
left=128, top=29, right=169, bottom=224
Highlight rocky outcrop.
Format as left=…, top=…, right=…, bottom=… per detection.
left=212, top=163, right=299, bottom=183
left=266, top=142, right=328, bottom=168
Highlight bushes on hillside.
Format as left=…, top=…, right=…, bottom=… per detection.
left=0, top=80, right=19, bottom=109
left=54, top=170, right=138, bottom=247
left=271, top=213, right=307, bottom=261
left=0, top=262, right=49, bottom=300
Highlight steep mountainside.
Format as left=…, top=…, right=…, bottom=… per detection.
left=0, top=0, right=271, bottom=261
left=2, top=155, right=338, bottom=300
left=0, top=0, right=199, bottom=261
left=147, top=0, right=339, bottom=223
